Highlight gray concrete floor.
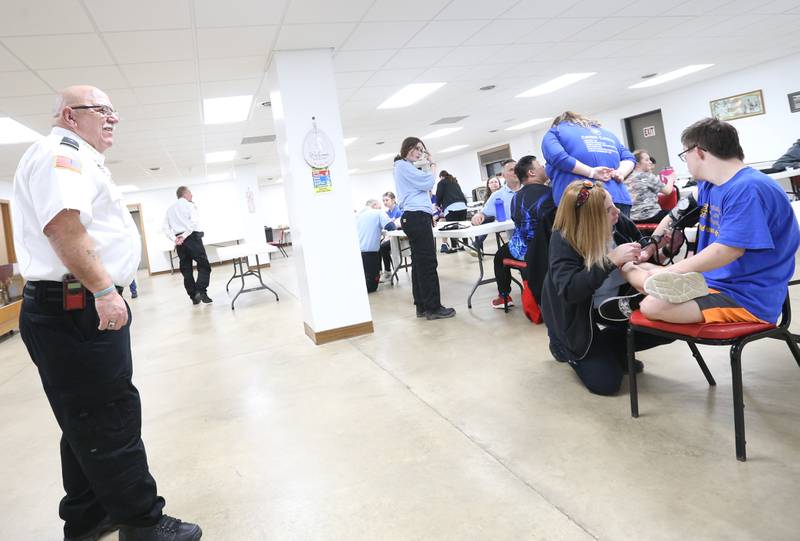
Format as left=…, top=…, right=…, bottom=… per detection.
left=1, top=247, right=799, bottom=540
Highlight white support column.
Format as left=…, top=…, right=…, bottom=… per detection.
left=267, top=49, right=373, bottom=344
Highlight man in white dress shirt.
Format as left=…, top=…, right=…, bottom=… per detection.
left=162, top=187, right=212, bottom=305
left=12, top=85, right=201, bottom=541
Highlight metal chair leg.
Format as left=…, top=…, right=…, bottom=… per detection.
left=730, top=342, right=747, bottom=461
left=783, top=333, right=800, bottom=367
left=628, top=326, right=639, bottom=418
left=688, top=342, right=716, bottom=386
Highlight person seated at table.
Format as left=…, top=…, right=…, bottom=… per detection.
left=770, top=138, right=800, bottom=172
left=541, top=180, right=671, bottom=395
left=435, top=170, right=469, bottom=253
left=624, top=149, right=676, bottom=224
left=609, top=118, right=800, bottom=327
left=490, top=156, right=554, bottom=309
left=484, top=175, right=502, bottom=202
left=471, top=160, right=519, bottom=254
left=379, top=191, right=402, bottom=281
left=356, top=199, right=396, bottom=293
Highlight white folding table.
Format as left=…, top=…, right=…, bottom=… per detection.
left=215, top=242, right=280, bottom=310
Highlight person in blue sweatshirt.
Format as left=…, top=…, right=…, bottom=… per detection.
left=393, top=137, right=456, bottom=320
left=542, top=111, right=636, bottom=215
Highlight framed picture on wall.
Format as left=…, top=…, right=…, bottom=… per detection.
left=709, top=89, right=765, bottom=121
left=788, top=91, right=800, bottom=113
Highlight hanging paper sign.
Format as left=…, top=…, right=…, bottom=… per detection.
left=312, top=168, right=332, bottom=193
left=303, top=116, right=335, bottom=168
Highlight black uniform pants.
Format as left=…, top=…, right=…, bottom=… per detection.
left=19, top=282, right=164, bottom=538
left=444, top=209, right=468, bottom=247
left=175, top=231, right=211, bottom=298
left=401, top=211, right=441, bottom=312
left=493, top=243, right=527, bottom=296
left=379, top=240, right=392, bottom=272
left=361, top=251, right=380, bottom=293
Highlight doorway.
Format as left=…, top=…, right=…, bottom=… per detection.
left=624, top=110, right=670, bottom=169
left=127, top=204, right=150, bottom=273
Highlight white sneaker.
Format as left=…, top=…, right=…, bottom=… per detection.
left=379, top=271, right=392, bottom=283
left=644, top=272, right=708, bottom=304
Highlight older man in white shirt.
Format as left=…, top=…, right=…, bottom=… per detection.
left=162, top=186, right=212, bottom=304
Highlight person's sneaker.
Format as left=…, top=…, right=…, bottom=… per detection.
left=644, top=272, right=708, bottom=304
left=416, top=306, right=425, bottom=318
left=192, top=293, right=201, bottom=305
left=379, top=271, right=392, bottom=283
left=598, top=293, right=645, bottom=322
left=119, top=515, right=202, bottom=541
left=426, top=306, right=456, bottom=320
left=491, top=295, right=514, bottom=309
left=131, top=290, right=138, bottom=299
left=439, top=243, right=450, bottom=253
left=467, top=248, right=479, bottom=258
left=65, top=515, right=118, bottom=541
left=198, top=293, right=213, bottom=304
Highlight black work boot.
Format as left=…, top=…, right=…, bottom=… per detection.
left=192, top=293, right=201, bottom=305
left=425, top=306, right=456, bottom=320
left=119, top=515, right=202, bottom=541
left=64, top=515, right=118, bottom=541
left=198, top=292, right=213, bottom=303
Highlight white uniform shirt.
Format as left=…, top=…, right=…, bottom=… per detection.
left=12, top=127, right=141, bottom=285
left=162, top=198, right=200, bottom=242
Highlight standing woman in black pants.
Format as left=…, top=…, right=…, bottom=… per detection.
left=393, top=137, right=456, bottom=320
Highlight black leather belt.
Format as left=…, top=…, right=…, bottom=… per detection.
left=24, top=281, right=123, bottom=302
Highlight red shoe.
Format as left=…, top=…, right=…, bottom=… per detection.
left=491, top=295, right=513, bottom=309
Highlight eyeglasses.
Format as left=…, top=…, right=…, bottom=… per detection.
left=69, top=104, right=119, bottom=118
left=678, top=145, right=699, bottom=162
left=575, top=180, right=594, bottom=208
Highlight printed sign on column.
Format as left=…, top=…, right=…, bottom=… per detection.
left=312, top=167, right=332, bottom=193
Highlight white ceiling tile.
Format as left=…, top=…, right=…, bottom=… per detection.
left=577, top=40, right=636, bottom=59
left=199, top=57, right=266, bottom=82
left=0, top=46, right=25, bottom=72
left=105, top=88, right=139, bottom=107
left=104, top=30, right=194, bottom=64
left=123, top=101, right=199, bottom=121
left=578, top=17, right=638, bottom=39
left=0, top=71, right=52, bottom=97
left=9, top=114, right=53, bottom=135
left=342, top=22, right=426, bottom=51
left=121, top=61, right=196, bottom=87
left=436, top=46, right=507, bottom=67
left=463, top=19, right=544, bottom=46
left=493, top=43, right=550, bottom=64
left=275, top=23, right=356, bottom=50
left=435, top=0, right=521, bottom=20
left=364, top=0, right=452, bottom=21
left=0, top=94, right=55, bottom=116
left=382, top=47, right=454, bottom=70
left=407, top=21, right=489, bottom=48
left=133, top=85, right=199, bottom=104
left=559, top=0, right=634, bottom=18
left=517, top=19, right=596, bottom=43
left=363, top=69, right=425, bottom=87
left=721, top=0, right=799, bottom=14
left=618, top=0, right=687, bottom=16
left=334, top=50, right=397, bottom=72
left=620, top=17, right=693, bottom=39
left=37, top=65, right=128, bottom=91
left=195, top=0, right=290, bottom=28
left=84, top=0, right=191, bottom=32
left=335, top=71, right=375, bottom=89
left=201, top=79, right=260, bottom=98
left=500, top=0, right=582, bottom=19
left=2, top=34, right=114, bottom=69
left=0, top=0, right=94, bottom=36
left=197, top=26, right=278, bottom=59
left=285, top=0, right=375, bottom=23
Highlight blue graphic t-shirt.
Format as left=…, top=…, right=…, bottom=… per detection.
left=507, top=184, right=554, bottom=260
left=696, top=167, right=800, bottom=322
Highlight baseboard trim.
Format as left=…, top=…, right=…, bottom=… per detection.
left=304, top=321, right=374, bottom=345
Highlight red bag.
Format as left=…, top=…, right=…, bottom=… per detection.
left=521, top=280, right=542, bottom=324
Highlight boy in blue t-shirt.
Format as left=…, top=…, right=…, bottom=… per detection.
left=610, top=118, right=800, bottom=324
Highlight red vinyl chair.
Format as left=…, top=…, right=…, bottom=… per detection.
left=626, top=293, right=800, bottom=461
left=501, top=258, right=542, bottom=323
left=635, top=188, right=679, bottom=235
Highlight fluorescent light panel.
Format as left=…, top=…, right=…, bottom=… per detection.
left=369, top=153, right=396, bottom=162
left=203, top=95, right=253, bottom=124
left=343, top=137, right=358, bottom=147
left=348, top=168, right=360, bottom=174
left=208, top=172, right=231, bottom=181
left=205, top=150, right=236, bottom=163
left=0, top=117, right=42, bottom=144
left=440, top=145, right=469, bottom=153
left=629, top=64, right=714, bottom=89
left=117, top=184, right=139, bottom=193
left=516, top=73, right=596, bottom=98
left=505, top=118, right=550, bottom=131
left=377, top=83, right=446, bottom=109
left=424, top=127, right=462, bottom=139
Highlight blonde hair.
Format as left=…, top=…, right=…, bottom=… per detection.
left=553, top=180, right=612, bottom=270
left=551, top=111, right=601, bottom=129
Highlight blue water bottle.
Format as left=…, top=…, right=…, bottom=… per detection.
left=494, top=197, right=507, bottom=222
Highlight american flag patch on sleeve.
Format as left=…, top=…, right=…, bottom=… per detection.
left=54, top=155, right=82, bottom=173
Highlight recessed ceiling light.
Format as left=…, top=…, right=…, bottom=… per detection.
left=479, top=85, right=496, bottom=91
left=424, top=127, right=463, bottom=139
left=629, top=64, right=714, bottom=89
left=208, top=172, right=231, bottom=181
left=377, top=82, right=446, bottom=109
left=375, top=141, right=385, bottom=145
left=0, top=118, right=42, bottom=145
left=488, top=129, right=498, bottom=133
left=343, top=137, right=358, bottom=147
left=206, top=150, right=236, bottom=163
left=203, top=95, right=253, bottom=124
left=505, top=118, right=550, bottom=131
left=516, top=73, right=596, bottom=98
left=117, top=184, right=139, bottom=193
left=369, top=153, right=396, bottom=162
left=148, top=166, right=160, bottom=171
left=439, top=145, right=469, bottom=153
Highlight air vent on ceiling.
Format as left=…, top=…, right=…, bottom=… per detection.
left=241, top=135, right=276, bottom=145
left=430, top=115, right=469, bottom=125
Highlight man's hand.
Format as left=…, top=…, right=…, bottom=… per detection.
left=175, top=235, right=185, bottom=246
left=95, top=290, right=128, bottom=331
left=471, top=212, right=485, bottom=226
left=639, top=243, right=657, bottom=263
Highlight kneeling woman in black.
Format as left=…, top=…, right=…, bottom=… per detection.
left=541, top=180, right=670, bottom=395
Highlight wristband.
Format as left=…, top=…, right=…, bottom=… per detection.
left=588, top=168, right=595, bottom=179
left=93, top=285, right=116, bottom=299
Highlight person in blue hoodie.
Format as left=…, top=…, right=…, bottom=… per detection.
left=393, top=137, right=456, bottom=320
left=542, top=111, right=636, bottom=215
